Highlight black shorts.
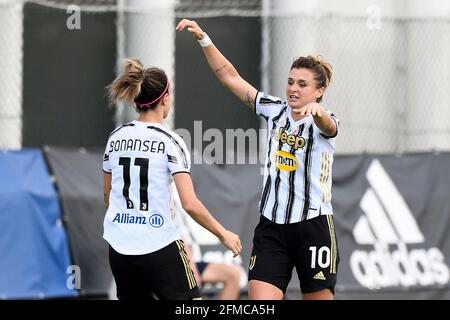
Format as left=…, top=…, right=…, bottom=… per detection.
left=196, top=262, right=209, bottom=275
left=248, top=214, right=339, bottom=294
left=109, top=240, right=201, bottom=300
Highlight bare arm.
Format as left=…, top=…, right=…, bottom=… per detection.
left=176, top=19, right=258, bottom=109
left=314, top=112, right=337, bottom=137
left=173, top=172, right=242, bottom=257
left=294, top=102, right=338, bottom=137
left=103, top=172, right=112, bottom=209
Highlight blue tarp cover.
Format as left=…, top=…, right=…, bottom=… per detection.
left=0, top=149, right=76, bottom=299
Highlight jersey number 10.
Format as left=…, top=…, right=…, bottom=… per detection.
left=119, top=157, right=149, bottom=211
left=309, top=246, right=331, bottom=269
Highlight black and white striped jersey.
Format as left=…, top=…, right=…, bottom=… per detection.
left=255, top=91, right=339, bottom=224
left=102, top=120, right=189, bottom=255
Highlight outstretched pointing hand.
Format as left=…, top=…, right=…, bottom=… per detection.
left=292, top=102, right=324, bottom=117
left=176, top=19, right=206, bottom=40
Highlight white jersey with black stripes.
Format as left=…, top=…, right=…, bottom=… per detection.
left=102, top=120, right=189, bottom=255
left=255, top=92, right=339, bottom=224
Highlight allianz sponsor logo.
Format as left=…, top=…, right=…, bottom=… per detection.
left=112, top=213, right=164, bottom=227
left=113, top=213, right=146, bottom=224
left=350, top=159, right=449, bottom=289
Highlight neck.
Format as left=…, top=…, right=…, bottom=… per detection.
left=138, top=109, right=164, bottom=124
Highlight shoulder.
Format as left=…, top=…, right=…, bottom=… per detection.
left=255, top=91, right=288, bottom=119
left=108, top=122, right=135, bottom=139
left=146, top=125, right=189, bottom=152
left=256, top=91, right=286, bottom=106
left=165, top=129, right=187, bottom=147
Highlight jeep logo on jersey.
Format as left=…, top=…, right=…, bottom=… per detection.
left=350, top=159, right=449, bottom=289
left=273, top=150, right=298, bottom=172
left=274, top=127, right=305, bottom=150
left=149, top=214, right=164, bottom=228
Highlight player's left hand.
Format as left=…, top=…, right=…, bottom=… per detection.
left=219, top=230, right=242, bottom=258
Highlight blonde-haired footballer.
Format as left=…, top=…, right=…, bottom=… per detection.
left=102, top=59, right=241, bottom=300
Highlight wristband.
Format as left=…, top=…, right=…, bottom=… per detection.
left=197, top=33, right=212, bottom=47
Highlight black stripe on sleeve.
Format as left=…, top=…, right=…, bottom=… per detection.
left=301, top=124, right=314, bottom=221
left=171, top=171, right=190, bottom=176
left=147, top=126, right=189, bottom=169
left=320, top=116, right=339, bottom=139
left=259, top=97, right=283, bottom=105
left=108, top=122, right=135, bottom=139
left=167, top=154, right=178, bottom=164
left=253, top=91, right=260, bottom=114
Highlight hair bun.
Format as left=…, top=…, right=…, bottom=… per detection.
left=313, top=55, right=333, bottom=87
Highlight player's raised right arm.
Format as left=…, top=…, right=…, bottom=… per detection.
left=176, top=19, right=258, bottom=110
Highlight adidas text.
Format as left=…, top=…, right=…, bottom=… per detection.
left=350, top=159, right=449, bottom=289
left=350, top=242, right=449, bottom=289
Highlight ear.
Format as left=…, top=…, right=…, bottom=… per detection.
left=316, top=87, right=325, bottom=99
left=161, top=93, right=169, bottom=105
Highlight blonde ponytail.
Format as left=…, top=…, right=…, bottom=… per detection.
left=106, top=58, right=144, bottom=105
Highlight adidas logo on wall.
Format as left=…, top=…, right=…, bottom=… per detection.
left=350, top=159, right=449, bottom=289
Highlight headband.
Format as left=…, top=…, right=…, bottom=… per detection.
left=135, top=80, right=170, bottom=109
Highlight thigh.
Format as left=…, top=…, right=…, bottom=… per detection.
left=201, top=263, right=241, bottom=284
left=292, top=215, right=340, bottom=294
left=248, top=280, right=284, bottom=300
left=145, top=240, right=201, bottom=300
left=248, top=215, right=293, bottom=293
left=109, top=246, right=145, bottom=300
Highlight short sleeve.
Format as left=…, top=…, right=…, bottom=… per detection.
left=254, top=91, right=287, bottom=119
left=102, top=140, right=111, bottom=173
left=167, top=135, right=191, bottom=175
left=319, top=110, right=339, bottom=139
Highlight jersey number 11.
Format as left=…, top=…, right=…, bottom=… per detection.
left=119, top=157, right=149, bottom=211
